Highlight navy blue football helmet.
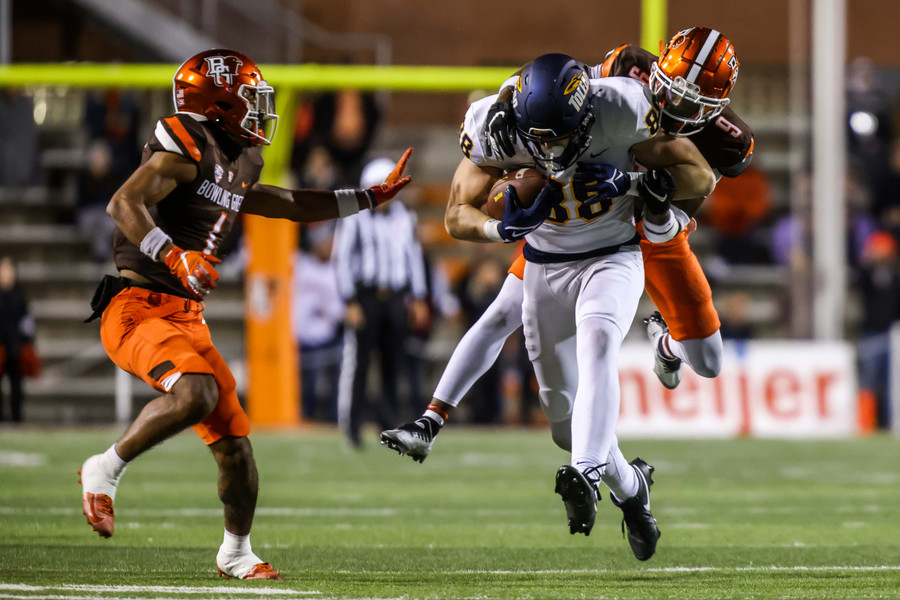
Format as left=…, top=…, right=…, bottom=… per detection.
left=512, top=53, right=594, bottom=173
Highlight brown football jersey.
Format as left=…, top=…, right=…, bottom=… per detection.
left=114, top=113, right=264, bottom=297
left=598, top=44, right=754, bottom=176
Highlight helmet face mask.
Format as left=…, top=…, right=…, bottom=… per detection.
left=237, top=81, right=278, bottom=146
left=650, top=27, right=739, bottom=137
left=649, top=63, right=729, bottom=136
left=173, top=49, right=279, bottom=146
left=513, top=53, right=594, bottom=173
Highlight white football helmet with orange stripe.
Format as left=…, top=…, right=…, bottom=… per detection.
left=173, top=49, right=278, bottom=146
left=649, top=27, right=739, bottom=136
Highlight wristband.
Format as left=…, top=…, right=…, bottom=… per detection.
left=483, top=218, right=503, bottom=242
left=642, top=210, right=681, bottom=243
left=139, top=227, right=173, bottom=262
left=335, top=189, right=360, bottom=217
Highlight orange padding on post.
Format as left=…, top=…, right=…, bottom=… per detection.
left=857, top=389, right=878, bottom=433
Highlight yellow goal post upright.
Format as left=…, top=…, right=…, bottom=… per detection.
left=0, top=62, right=515, bottom=426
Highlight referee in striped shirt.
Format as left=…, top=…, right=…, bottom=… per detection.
left=334, top=158, right=430, bottom=448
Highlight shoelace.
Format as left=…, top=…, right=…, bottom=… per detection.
left=579, top=463, right=606, bottom=495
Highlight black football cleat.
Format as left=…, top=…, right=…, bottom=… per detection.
left=380, top=418, right=438, bottom=463
left=554, top=465, right=599, bottom=536
left=610, top=457, right=661, bottom=561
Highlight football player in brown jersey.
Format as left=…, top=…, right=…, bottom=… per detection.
left=78, top=48, right=413, bottom=580
left=383, top=28, right=751, bottom=458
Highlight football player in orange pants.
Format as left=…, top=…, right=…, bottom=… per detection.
left=79, top=48, right=413, bottom=579
left=382, top=27, right=753, bottom=462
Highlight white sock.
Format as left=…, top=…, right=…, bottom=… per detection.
left=601, top=447, right=639, bottom=502
left=102, top=445, right=129, bottom=478
left=423, top=409, right=445, bottom=426
left=217, top=529, right=263, bottom=578
left=220, top=529, right=253, bottom=556
left=81, top=445, right=128, bottom=500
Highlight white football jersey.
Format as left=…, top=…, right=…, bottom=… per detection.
left=460, top=77, right=656, bottom=254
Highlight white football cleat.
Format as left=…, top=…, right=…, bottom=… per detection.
left=643, top=312, right=682, bottom=389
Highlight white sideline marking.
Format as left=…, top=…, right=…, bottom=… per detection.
left=0, top=596, right=304, bottom=600
left=0, top=584, right=318, bottom=595
left=0, top=452, right=45, bottom=467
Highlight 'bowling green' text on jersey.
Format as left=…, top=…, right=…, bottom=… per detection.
left=114, top=112, right=264, bottom=297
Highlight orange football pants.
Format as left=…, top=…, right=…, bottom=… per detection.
left=638, top=222, right=720, bottom=341
left=508, top=225, right=719, bottom=341
left=100, top=286, right=250, bottom=445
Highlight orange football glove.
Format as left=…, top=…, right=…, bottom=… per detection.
left=365, top=147, right=413, bottom=207
left=163, top=246, right=221, bottom=299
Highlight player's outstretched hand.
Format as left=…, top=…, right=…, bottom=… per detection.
left=573, top=163, right=631, bottom=206
left=497, top=181, right=562, bottom=243
left=365, top=147, right=414, bottom=207
left=636, top=168, right=677, bottom=215
left=164, top=246, right=221, bottom=299
left=481, top=101, right=517, bottom=158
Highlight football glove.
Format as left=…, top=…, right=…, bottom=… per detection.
left=497, top=182, right=562, bottom=243
left=163, top=246, right=221, bottom=299
left=637, top=168, right=677, bottom=215
left=363, top=147, right=413, bottom=208
left=572, top=163, right=631, bottom=206
left=481, top=100, right=517, bottom=158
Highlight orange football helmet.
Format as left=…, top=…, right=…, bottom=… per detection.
left=649, top=27, right=739, bottom=136
left=173, top=49, right=278, bottom=146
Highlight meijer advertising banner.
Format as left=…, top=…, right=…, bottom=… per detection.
left=617, top=341, right=857, bottom=438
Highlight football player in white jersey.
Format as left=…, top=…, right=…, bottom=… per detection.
left=387, top=53, right=714, bottom=560
left=384, top=29, right=748, bottom=464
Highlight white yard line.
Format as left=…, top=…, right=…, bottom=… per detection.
left=0, top=452, right=45, bottom=467
left=0, top=584, right=318, bottom=596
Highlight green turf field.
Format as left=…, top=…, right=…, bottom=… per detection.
left=1, top=426, right=898, bottom=599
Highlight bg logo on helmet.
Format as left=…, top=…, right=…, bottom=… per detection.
left=204, top=56, right=243, bottom=87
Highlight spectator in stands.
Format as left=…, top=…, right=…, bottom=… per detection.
left=454, top=253, right=507, bottom=424
left=293, top=223, right=344, bottom=422
left=77, top=92, right=142, bottom=263
left=291, top=60, right=382, bottom=189
left=0, top=256, right=40, bottom=422
left=871, top=137, right=900, bottom=241
left=718, top=290, right=755, bottom=341
left=0, top=90, right=40, bottom=187
left=855, top=230, right=900, bottom=430
left=702, top=164, right=772, bottom=264
left=846, top=57, right=895, bottom=190
left=334, top=158, right=429, bottom=447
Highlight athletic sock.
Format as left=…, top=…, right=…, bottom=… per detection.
left=81, top=445, right=129, bottom=500
left=602, top=455, right=639, bottom=502
left=217, top=529, right=264, bottom=578
left=103, top=444, right=129, bottom=478
left=220, top=529, right=253, bottom=556
left=658, top=335, right=678, bottom=360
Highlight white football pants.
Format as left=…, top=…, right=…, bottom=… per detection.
left=522, top=249, right=644, bottom=478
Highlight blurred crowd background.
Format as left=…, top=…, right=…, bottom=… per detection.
left=1, top=0, right=899, bottom=434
